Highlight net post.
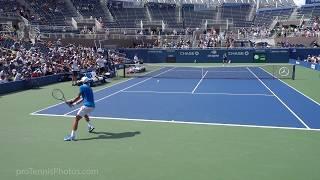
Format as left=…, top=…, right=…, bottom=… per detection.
left=292, top=64, right=296, bottom=80
left=201, top=67, right=204, bottom=78
left=123, top=63, right=126, bottom=78
left=273, top=64, right=275, bottom=80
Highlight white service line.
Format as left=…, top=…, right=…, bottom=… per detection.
left=63, top=67, right=176, bottom=115
left=173, top=69, right=203, bottom=72
left=207, top=70, right=248, bottom=73
left=259, top=67, right=320, bottom=106
left=172, top=69, right=248, bottom=73
left=122, top=90, right=191, bottom=94
left=122, top=90, right=274, bottom=96
left=195, top=92, right=274, bottom=96
left=192, top=70, right=208, bottom=94
left=247, top=67, right=310, bottom=129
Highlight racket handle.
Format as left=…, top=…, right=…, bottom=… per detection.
left=65, top=101, right=73, bottom=107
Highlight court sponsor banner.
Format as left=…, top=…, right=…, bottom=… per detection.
left=207, top=49, right=220, bottom=60
left=120, top=48, right=291, bottom=63
left=175, top=49, right=254, bottom=63
left=224, top=49, right=254, bottom=63
left=175, top=50, right=208, bottom=63
left=253, top=53, right=267, bottom=63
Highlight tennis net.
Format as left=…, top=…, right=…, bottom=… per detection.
left=122, top=64, right=296, bottom=80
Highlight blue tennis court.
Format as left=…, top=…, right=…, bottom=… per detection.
left=32, top=65, right=320, bottom=131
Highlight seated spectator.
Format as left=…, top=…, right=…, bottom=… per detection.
left=305, top=55, right=311, bottom=62
left=315, top=55, right=320, bottom=64
left=0, top=74, right=7, bottom=83
left=310, top=56, right=317, bottom=63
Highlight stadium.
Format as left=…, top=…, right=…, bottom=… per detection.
left=1, top=0, right=320, bottom=179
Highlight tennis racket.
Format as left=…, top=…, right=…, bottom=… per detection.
left=51, top=89, right=72, bottom=107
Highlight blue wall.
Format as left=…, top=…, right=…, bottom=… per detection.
left=120, top=48, right=290, bottom=63
left=289, top=48, right=320, bottom=60
left=289, top=59, right=320, bottom=71
left=0, top=74, right=68, bottom=94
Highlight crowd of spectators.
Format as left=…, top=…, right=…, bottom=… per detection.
left=275, top=41, right=320, bottom=48
left=80, top=26, right=97, bottom=35
left=162, top=38, right=192, bottom=48
left=0, top=35, right=124, bottom=84
left=305, top=55, right=320, bottom=64
left=273, top=17, right=320, bottom=38
left=238, top=26, right=272, bottom=39
left=198, top=29, right=223, bottom=48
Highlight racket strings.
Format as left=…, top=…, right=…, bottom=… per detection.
left=52, top=89, right=65, bottom=101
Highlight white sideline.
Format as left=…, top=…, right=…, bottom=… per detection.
left=247, top=67, right=310, bottom=129
left=259, top=67, right=320, bottom=106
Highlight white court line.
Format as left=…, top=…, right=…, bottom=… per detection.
left=122, top=90, right=274, bottom=97
left=172, top=69, right=248, bottom=73
left=63, top=67, right=176, bottom=116
left=30, top=78, right=134, bottom=115
left=247, top=67, right=310, bottom=129
left=173, top=69, right=202, bottom=72
left=192, top=71, right=208, bottom=94
left=146, top=63, right=290, bottom=68
left=207, top=70, right=248, bottom=73
left=259, top=67, right=320, bottom=107
left=30, top=102, right=65, bottom=115
left=195, top=92, right=274, bottom=96
left=30, top=113, right=320, bottom=132
left=30, top=66, right=170, bottom=115
left=122, top=90, right=191, bottom=94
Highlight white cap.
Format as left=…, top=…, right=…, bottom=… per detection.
left=81, top=76, right=89, bottom=83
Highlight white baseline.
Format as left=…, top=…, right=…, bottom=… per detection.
left=31, top=113, right=320, bottom=132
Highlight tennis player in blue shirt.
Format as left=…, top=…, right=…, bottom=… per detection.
left=64, top=77, right=95, bottom=141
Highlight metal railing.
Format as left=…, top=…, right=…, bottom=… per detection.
left=41, top=32, right=195, bottom=40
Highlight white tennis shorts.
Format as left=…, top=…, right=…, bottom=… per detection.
left=77, top=106, right=94, bottom=117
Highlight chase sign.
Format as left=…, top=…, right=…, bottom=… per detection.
left=228, top=51, right=250, bottom=56
left=179, top=51, right=200, bottom=56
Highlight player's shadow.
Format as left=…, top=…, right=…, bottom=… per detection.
left=78, top=131, right=141, bottom=141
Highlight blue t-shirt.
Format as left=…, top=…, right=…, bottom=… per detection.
left=80, top=84, right=95, bottom=107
